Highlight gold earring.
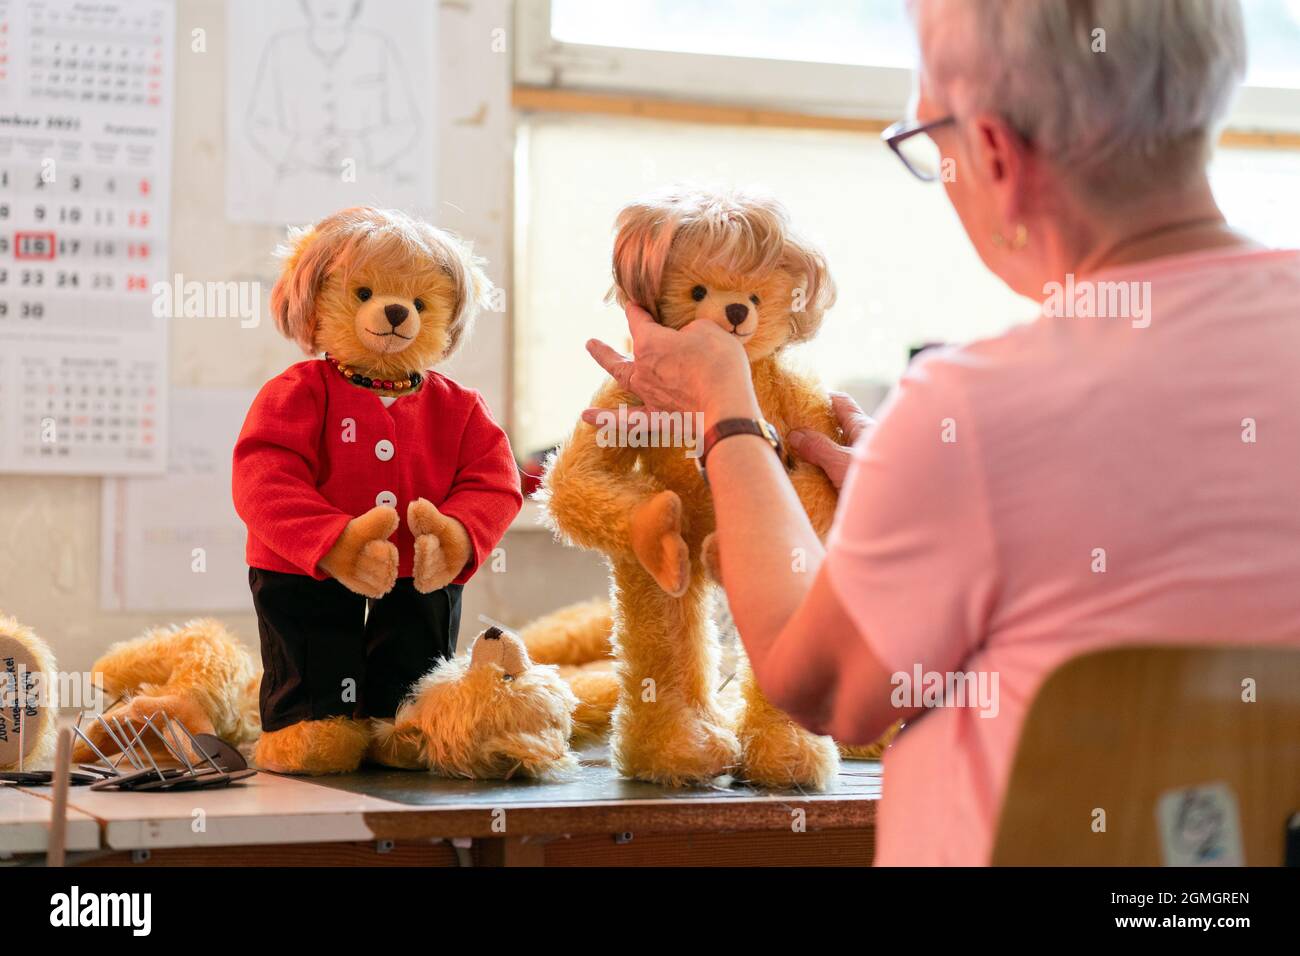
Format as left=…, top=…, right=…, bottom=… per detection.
left=992, top=223, right=1029, bottom=251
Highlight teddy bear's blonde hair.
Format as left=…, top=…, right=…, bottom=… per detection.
left=610, top=185, right=835, bottom=343
left=270, top=206, right=489, bottom=357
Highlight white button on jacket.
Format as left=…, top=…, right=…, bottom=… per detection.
left=375, top=439, right=395, bottom=461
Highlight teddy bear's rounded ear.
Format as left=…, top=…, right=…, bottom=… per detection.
left=269, top=222, right=336, bottom=354
left=608, top=199, right=679, bottom=319
left=783, top=231, right=837, bottom=345
left=440, top=234, right=494, bottom=360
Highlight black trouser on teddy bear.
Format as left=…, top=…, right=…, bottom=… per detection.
left=249, top=569, right=462, bottom=733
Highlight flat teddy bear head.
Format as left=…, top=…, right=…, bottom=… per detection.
left=610, top=185, right=836, bottom=362
left=269, top=206, right=491, bottom=381
left=374, top=627, right=579, bottom=780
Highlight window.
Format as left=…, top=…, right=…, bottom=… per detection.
left=511, top=2, right=1300, bottom=454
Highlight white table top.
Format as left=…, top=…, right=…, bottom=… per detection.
left=0, top=786, right=101, bottom=855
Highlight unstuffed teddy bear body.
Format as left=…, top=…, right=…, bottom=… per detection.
left=232, top=206, right=523, bottom=775
left=541, top=186, right=850, bottom=789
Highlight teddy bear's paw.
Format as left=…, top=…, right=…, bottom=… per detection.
left=254, top=717, right=369, bottom=775
left=630, top=490, right=690, bottom=597
left=408, top=498, right=471, bottom=593
left=412, top=532, right=455, bottom=594
left=73, top=693, right=218, bottom=766
left=406, top=497, right=441, bottom=537
left=838, top=721, right=901, bottom=761
left=701, top=531, right=723, bottom=585
left=321, top=505, right=399, bottom=598
left=367, top=719, right=427, bottom=770
left=612, top=705, right=741, bottom=787
left=351, top=539, right=399, bottom=598
left=739, top=711, right=840, bottom=792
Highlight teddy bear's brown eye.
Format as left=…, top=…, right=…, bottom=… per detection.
left=413, top=298, right=425, bottom=313
left=691, top=285, right=707, bottom=302
left=356, top=287, right=372, bottom=302
left=750, top=294, right=760, bottom=306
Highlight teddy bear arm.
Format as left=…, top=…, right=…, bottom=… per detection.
left=540, top=430, right=667, bottom=558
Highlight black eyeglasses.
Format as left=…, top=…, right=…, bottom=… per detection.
left=882, top=116, right=956, bottom=182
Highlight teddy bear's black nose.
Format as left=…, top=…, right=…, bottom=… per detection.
left=384, top=303, right=409, bottom=328
left=483, top=626, right=503, bottom=640
left=725, top=303, right=749, bottom=327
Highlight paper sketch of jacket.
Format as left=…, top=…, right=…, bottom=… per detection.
left=245, top=2, right=420, bottom=180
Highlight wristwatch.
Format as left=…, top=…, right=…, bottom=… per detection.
left=696, top=418, right=783, bottom=483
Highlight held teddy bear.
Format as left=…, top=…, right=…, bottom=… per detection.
left=71, top=620, right=578, bottom=781
left=541, top=186, right=848, bottom=789
left=232, top=206, right=523, bottom=775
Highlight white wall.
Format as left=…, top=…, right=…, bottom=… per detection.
left=0, top=0, right=607, bottom=675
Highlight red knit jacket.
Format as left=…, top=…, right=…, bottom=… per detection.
left=233, top=360, right=522, bottom=583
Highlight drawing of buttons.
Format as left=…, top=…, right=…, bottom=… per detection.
left=375, top=439, right=394, bottom=461
left=375, top=490, right=397, bottom=508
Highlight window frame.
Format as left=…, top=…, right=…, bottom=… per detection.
left=515, top=0, right=1300, bottom=133
left=514, top=0, right=914, bottom=118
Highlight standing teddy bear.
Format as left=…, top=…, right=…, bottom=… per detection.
left=541, top=186, right=847, bottom=789
left=233, top=206, right=522, bottom=775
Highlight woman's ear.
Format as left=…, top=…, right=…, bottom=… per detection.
left=269, top=222, right=336, bottom=354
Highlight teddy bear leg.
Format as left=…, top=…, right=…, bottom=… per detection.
left=366, top=718, right=427, bottom=769
left=519, top=598, right=613, bottom=666
left=608, top=559, right=740, bottom=786
left=254, top=717, right=369, bottom=775
left=736, top=654, right=840, bottom=792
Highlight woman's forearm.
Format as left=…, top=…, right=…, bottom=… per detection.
left=704, top=390, right=826, bottom=667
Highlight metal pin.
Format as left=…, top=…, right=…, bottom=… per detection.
left=158, top=711, right=196, bottom=774
left=70, top=724, right=118, bottom=775
left=174, top=720, right=225, bottom=775
left=93, top=714, right=136, bottom=770
left=113, top=716, right=148, bottom=771
left=129, top=715, right=168, bottom=783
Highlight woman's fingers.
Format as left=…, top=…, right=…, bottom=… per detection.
left=829, top=391, right=875, bottom=445
left=624, top=301, right=658, bottom=340
left=580, top=405, right=656, bottom=429
left=585, top=338, right=634, bottom=390
left=788, top=428, right=853, bottom=491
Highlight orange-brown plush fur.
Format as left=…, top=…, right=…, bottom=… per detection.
left=259, top=206, right=490, bottom=774
left=541, top=186, right=849, bottom=788
left=71, top=618, right=261, bottom=766
left=68, top=619, right=580, bottom=780
left=370, top=629, right=578, bottom=780
left=521, top=598, right=899, bottom=762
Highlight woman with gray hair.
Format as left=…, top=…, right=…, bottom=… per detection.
left=583, top=0, right=1300, bottom=864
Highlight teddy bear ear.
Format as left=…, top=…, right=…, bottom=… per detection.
left=439, top=234, right=494, bottom=360
left=608, top=199, right=679, bottom=318
left=269, top=221, right=337, bottom=354
left=782, top=231, right=837, bottom=344
left=483, top=730, right=578, bottom=781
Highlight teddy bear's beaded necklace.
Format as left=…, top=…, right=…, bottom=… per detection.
left=325, top=353, right=423, bottom=395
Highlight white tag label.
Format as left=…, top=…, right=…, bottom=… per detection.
left=1156, top=782, right=1245, bottom=866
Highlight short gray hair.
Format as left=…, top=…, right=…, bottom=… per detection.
left=915, top=0, right=1247, bottom=191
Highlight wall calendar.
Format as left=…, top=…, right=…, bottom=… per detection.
left=0, top=0, right=173, bottom=474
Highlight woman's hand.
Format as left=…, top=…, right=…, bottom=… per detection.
left=787, top=391, right=875, bottom=491
left=585, top=303, right=758, bottom=424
